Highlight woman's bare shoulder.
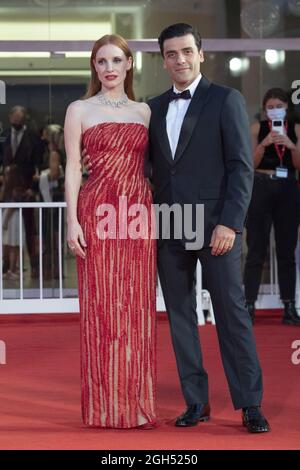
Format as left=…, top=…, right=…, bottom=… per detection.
left=68, top=97, right=98, bottom=110
left=133, top=101, right=150, bottom=112
left=131, top=101, right=151, bottom=123
left=66, top=99, right=84, bottom=115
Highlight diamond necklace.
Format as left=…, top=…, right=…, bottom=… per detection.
left=97, top=92, right=129, bottom=108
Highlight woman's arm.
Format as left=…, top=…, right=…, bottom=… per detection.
left=290, top=123, right=300, bottom=169
left=64, top=101, right=86, bottom=258
left=270, top=122, right=300, bottom=169
left=65, top=101, right=82, bottom=224
left=252, top=121, right=279, bottom=169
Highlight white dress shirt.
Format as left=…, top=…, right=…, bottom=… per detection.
left=166, top=73, right=202, bottom=158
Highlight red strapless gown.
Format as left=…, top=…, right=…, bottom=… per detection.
left=77, top=122, right=156, bottom=428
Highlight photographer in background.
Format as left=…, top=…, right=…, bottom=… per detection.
left=244, top=88, right=300, bottom=325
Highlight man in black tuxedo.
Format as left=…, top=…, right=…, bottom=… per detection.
left=148, top=23, right=269, bottom=433
left=0, top=106, right=41, bottom=277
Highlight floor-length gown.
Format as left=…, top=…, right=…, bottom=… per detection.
left=77, top=122, right=156, bottom=428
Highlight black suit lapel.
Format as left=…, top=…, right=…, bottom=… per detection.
left=155, top=88, right=174, bottom=165
left=173, top=76, right=211, bottom=164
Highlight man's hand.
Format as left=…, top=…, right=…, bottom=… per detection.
left=146, top=178, right=154, bottom=192
left=209, top=224, right=236, bottom=256
left=82, top=148, right=93, bottom=174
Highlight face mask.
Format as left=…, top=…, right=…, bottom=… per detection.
left=266, top=108, right=286, bottom=121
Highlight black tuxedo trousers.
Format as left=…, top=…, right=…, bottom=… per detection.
left=158, top=236, right=263, bottom=409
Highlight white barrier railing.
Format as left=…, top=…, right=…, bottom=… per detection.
left=3, top=202, right=297, bottom=319
left=0, top=202, right=215, bottom=323
left=0, top=202, right=77, bottom=313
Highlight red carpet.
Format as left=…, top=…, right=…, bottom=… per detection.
left=0, top=311, right=299, bottom=450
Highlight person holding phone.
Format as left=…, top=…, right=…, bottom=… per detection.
left=244, top=87, right=300, bottom=325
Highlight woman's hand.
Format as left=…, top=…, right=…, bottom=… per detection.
left=272, top=133, right=296, bottom=150
left=67, top=220, right=87, bottom=259
left=261, top=131, right=278, bottom=148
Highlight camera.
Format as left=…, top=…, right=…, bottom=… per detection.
left=272, top=119, right=285, bottom=135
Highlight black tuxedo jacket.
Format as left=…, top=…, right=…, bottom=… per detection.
left=147, top=76, right=253, bottom=246
left=0, top=127, right=41, bottom=189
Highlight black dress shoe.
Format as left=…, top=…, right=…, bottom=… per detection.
left=242, top=406, right=270, bottom=433
left=282, top=301, right=300, bottom=326
left=175, top=403, right=210, bottom=427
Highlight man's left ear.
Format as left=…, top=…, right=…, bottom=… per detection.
left=199, top=49, right=204, bottom=63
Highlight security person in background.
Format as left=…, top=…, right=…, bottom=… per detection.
left=244, top=88, right=300, bottom=325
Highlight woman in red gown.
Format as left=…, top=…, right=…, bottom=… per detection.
left=64, top=35, right=156, bottom=428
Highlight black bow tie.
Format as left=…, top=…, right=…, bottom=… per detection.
left=169, top=89, right=191, bottom=102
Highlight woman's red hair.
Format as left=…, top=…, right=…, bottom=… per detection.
left=84, top=34, right=135, bottom=100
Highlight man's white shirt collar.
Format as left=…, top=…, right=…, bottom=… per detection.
left=173, top=73, right=202, bottom=98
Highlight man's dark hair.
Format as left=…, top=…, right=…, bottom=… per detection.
left=158, top=23, right=202, bottom=56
